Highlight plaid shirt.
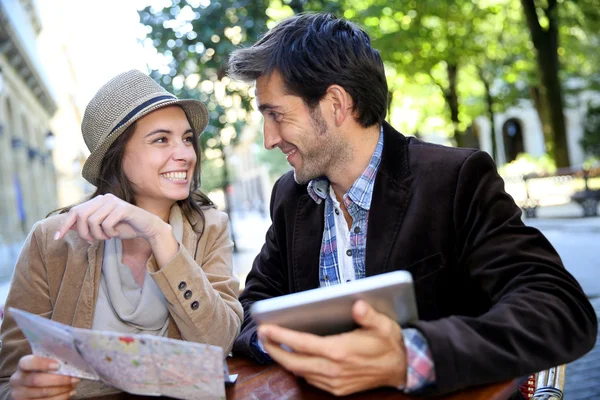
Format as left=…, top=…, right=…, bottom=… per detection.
left=307, top=129, right=436, bottom=392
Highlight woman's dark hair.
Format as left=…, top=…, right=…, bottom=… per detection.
left=228, top=12, right=388, bottom=128
left=50, top=120, right=213, bottom=234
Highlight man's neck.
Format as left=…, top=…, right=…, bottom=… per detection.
left=328, top=124, right=380, bottom=199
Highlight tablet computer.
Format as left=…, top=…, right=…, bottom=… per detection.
left=250, top=270, right=418, bottom=336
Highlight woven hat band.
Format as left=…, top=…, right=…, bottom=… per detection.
left=110, top=94, right=177, bottom=135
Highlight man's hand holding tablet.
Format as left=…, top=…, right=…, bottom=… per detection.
left=251, top=271, right=419, bottom=396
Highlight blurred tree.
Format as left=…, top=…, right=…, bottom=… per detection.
left=140, top=0, right=600, bottom=176
left=139, top=0, right=269, bottom=188
left=346, top=1, right=510, bottom=148
left=520, top=0, right=570, bottom=166
left=519, top=0, right=600, bottom=167
left=558, top=1, right=600, bottom=100
left=139, top=0, right=271, bottom=250
left=367, top=1, right=478, bottom=147
left=581, top=103, right=600, bottom=158
left=473, top=0, right=532, bottom=162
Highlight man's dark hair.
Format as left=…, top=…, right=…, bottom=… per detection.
left=228, top=13, right=388, bottom=128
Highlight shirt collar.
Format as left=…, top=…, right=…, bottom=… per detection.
left=307, top=127, right=384, bottom=210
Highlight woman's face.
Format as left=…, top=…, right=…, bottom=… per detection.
left=122, top=106, right=197, bottom=211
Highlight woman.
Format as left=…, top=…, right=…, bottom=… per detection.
left=0, top=70, right=243, bottom=399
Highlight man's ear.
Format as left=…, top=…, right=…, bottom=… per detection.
left=324, top=85, right=353, bottom=126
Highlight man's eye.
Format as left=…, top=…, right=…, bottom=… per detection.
left=269, top=112, right=281, bottom=121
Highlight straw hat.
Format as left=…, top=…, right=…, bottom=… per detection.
left=81, top=69, right=209, bottom=186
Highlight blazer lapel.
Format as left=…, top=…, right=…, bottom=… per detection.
left=292, top=194, right=324, bottom=292
left=366, top=174, right=411, bottom=276
left=365, top=122, right=412, bottom=277
left=72, top=241, right=103, bottom=329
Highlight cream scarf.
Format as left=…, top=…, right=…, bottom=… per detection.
left=91, top=205, right=184, bottom=336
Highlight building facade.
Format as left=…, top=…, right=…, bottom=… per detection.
left=475, top=90, right=600, bottom=168
left=0, top=0, right=58, bottom=277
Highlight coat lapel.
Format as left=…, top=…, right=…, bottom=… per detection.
left=292, top=194, right=324, bottom=292
left=365, top=122, right=412, bottom=277
left=71, top=241, right=103, bottom=329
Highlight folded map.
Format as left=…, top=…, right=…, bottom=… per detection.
left=9, top=308, right=229, bottom=400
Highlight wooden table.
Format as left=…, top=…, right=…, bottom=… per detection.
left=226, top=358, right=520, bottom=400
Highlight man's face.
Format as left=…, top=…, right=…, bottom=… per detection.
left=255, top=71, right=343, bottom=184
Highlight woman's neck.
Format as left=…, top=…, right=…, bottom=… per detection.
left=135, top=199, right=174, bottom=222
left=121, top=238, right=152, bottom=287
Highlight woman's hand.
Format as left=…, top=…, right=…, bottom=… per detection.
left=10, top=355, right=79, bottom=400
left=54, top=194, right=179, bottom=267
left=54, top=194, right=167, bottom=244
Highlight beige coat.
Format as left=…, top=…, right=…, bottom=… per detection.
left=0, top=207, right=243, bottom=399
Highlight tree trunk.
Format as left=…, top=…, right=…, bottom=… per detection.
left=221, top=145, right=237, bottom=252
left=529, top=86, right=553, bottom=151
left=445, top=63, right=463, bottom=147
left=521, top=0, right=570, bottom=167
left=479, top=68, right=498, bottom=162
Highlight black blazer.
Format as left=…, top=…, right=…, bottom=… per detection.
left=233, top=122, right=597, bottom=395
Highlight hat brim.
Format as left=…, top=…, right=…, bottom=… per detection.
left=82, top=98, right=209, bottom=187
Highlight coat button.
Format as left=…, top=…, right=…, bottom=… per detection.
left=178, top=282, right=187, bottom=291
left=184, top=290, right=192, bottom=300
left=191, top=301, right=199, bottom=310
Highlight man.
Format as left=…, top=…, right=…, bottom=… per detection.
left=228, top=13, right=597, bottom=396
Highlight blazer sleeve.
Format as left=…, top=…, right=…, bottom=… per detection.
left=409, top=150, right=597, bottom=395
left=148, top=210, right=243, bottom=355
left=0, top=223, right=53, bottom=400
left=232, top=177, right=290, bottom=363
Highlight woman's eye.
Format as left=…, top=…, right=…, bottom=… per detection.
left=184, top=136, right=193, bottom=142
left=154, top=137, right=167, bottom=143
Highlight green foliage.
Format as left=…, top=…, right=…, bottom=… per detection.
left=581, top=103, right=600, bottom=158
left=138, top=0, right=270, bottom=190
left=138, top=0, right=600, bottom=173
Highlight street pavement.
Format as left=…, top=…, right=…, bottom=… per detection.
left=525, top=214, right=600, bottom=298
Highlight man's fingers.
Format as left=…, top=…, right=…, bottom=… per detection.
left=262, top=337, right=338, bottom=378
left=305, top=374, right=369, bottom=397
left=258, top=324, right=331, bottom=357
left=304, top=376, right=332, bottom=394
left=17, top=356, right=59, bottom=373
left=352, top=300, right=394, bottom=334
